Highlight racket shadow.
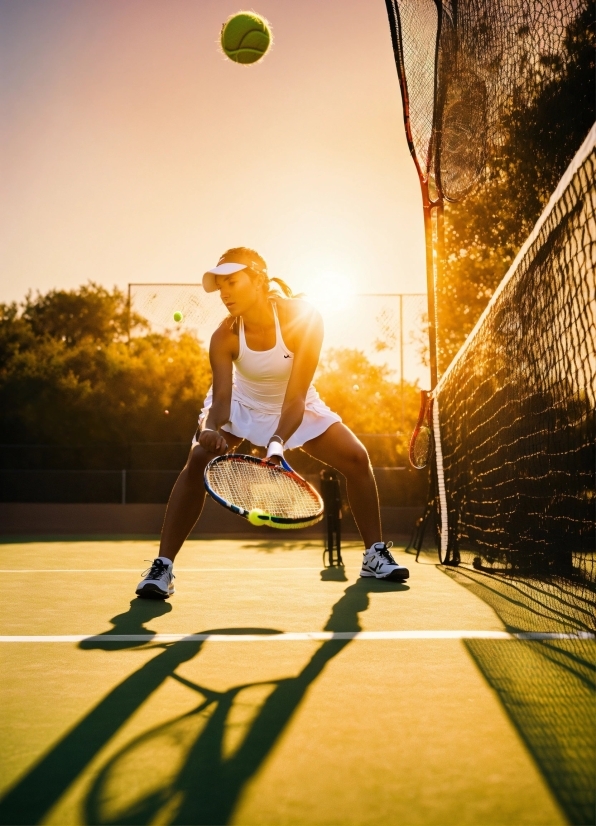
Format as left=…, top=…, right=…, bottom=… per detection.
left=0, top=580, right=408, bottom=826
left=83, top=579, right=409, bottom=825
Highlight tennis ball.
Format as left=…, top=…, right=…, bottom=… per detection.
left=220, top=12, right=272, bottom=65
left=173, top=311, right=183, bottom=322
left=248, top=508, right=269, bottom=526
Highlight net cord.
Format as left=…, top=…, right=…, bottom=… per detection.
left=431, top=395, right=448, bottom=560
left=435, top=121, right=596, bottom=396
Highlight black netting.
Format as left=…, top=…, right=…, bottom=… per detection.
left=434, top=131, right=595, bottom=624
left=128, top=283, right=228, bottom=341
left=436, top=0, right=591, bottom=201
left=386, top=0, right=591, bottom=201
left=385, top=0, right=439, bottom=181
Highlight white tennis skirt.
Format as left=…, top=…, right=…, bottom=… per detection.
left=198, top=389, right=341, bottom=450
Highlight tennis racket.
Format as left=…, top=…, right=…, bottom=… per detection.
left=204, top=454, right=324, bottom=529
left=409, top=390, right=434, bottom=469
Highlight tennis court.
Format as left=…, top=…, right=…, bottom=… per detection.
left=1, top=538, right=593, bottom=825
left=2, top=2, right=595, bottom=824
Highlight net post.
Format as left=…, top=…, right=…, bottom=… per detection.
left=431, top=397, right=449, bottom=562
left=434, top=200, right=445, bottom=375
left=422, top=180, right=440, bottom=390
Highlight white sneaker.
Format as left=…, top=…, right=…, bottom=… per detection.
left=136, top=558, right=175, bottom=599
left=360, top=542, right=409, bottom=581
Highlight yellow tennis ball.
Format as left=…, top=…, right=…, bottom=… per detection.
left=173, top=311, right=183, bottom=322
left=248, top=508, right=269, bottom=526
left=220, top=12, right=272, bottom=65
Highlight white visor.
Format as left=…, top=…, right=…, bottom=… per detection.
left=202, top=262, right=247, bottom=292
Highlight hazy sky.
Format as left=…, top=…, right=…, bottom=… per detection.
left=1, top=0, right=426, bottom=306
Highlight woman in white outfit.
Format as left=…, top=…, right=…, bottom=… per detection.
left=136, top=247, right=409, bottom=598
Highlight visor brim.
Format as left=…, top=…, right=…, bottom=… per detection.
left=202, top=262, right=247, bottom=292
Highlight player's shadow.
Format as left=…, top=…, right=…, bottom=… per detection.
left=0, top=578, right=408, bottom=826
left=320, top=564, right=348, bottom=581
left=80, top=598, right=173, bottom=649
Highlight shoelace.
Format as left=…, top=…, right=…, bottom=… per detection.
left=375, top=541, right=397, bottom=565
left=142, top=559, right=170, bottom=579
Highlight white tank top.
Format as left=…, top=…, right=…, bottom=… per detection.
left=232, top=301, right=318, bottom=414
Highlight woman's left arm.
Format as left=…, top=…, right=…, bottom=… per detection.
left=273, top=301, right=324, bottom=446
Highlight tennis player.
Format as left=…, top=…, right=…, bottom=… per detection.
left=136, top=247, right=409, bottom=598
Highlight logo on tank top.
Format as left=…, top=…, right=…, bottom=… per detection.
left=284, top=354, right=292, bottom=358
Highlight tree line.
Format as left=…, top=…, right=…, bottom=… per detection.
left=0, top=284, right=421, bottom=466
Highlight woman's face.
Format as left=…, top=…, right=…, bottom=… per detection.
left=215, top=269, right=263, bottom=316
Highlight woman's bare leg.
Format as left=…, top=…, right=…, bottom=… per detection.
left=302, top=423, right=381, bottom=549
left=159, top=431, right=242, bottom=562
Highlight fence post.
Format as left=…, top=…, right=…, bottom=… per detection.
left=399, top=292, right=404, bottom=434
left=121, top=469, right=126, bottom=505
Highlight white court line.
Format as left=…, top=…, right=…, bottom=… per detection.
left=0, top=567, right=329, bottom=573
left=0, top=631, right=593, bottom=643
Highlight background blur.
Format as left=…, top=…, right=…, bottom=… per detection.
left=1, top=0, right=425, bottom=304
left=1, top=0, right=431, bottom=506
left=1, top=0, right=591, bottom=513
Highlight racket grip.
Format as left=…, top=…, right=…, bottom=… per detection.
left=266, top=441, right=284, bottom=459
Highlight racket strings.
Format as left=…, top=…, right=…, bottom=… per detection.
left=206, top=460, right=321, bottom=518
left=411, top=426, right=432, bottom=469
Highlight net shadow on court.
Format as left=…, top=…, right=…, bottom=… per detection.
left=0, top=578, right=408, bottom=826
left=444, top=566, right=596, bottom=825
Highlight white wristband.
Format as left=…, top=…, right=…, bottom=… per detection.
left=266, top=441, right=284, bottom=459
left=202, top=427, right=218, bottom=434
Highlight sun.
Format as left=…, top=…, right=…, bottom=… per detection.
left=301, top=271, right=357, bottom=318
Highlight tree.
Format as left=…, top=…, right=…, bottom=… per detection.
left=21, top=283, right=133, bottom=346
left=0, top=284, right=211, bottom=446
left=438, top=3, right=595, bottom=371
left=1, top=286, right=423, bottom=467
left=314, top=348, right=421, bottom=464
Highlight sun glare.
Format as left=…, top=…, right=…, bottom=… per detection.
left=302, top=271, right=357, bottom=318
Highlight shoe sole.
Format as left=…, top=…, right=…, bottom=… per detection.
left=136, top=584, right=174, bottom=600
left=360, top=568, right=409, bottom=581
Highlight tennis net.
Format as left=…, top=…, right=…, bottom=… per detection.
left=385, top=0, right=593, bottom=201
left=433, top=124, right=595, bottom=620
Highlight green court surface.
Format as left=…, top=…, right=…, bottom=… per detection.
left=0, top=540, right=593, bottom=826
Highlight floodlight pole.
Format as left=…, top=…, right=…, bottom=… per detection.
left=126, top=283, right=131, bottom=347
left=360, top=291, right=426, bottom=433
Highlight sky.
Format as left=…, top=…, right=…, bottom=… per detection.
left=0, top=0, right=426, bottom=311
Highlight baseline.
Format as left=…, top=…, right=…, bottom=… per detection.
left=1, top=631, right=593, bottom=643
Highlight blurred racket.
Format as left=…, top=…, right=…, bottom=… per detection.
left=204, top=454, right=324, bottom=529
left=409, top=390, right=434, bottom=469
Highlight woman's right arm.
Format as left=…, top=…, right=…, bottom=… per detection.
left=198, top=326, right=234, bottom=454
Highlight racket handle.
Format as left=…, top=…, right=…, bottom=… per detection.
left=266, top=441, right=284, bottom=459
